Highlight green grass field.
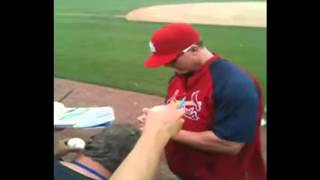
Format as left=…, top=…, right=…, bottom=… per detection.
left=54, top=0, right=266, bottom=100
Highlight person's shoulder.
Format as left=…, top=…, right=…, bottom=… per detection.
left=54, top=155, right=63, bottom=165
left=54, top=159, right=91, bottom=180
left=209, top=59, right=253, bottom=83
left=209, top=59, right=259, bottom=99
left=209, top=59, right=239, bottom=73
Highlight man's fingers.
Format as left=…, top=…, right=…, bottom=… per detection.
left=165, top=104, right=185, bottom=119
left=138, top=120, right=145, bottom=126
left=166, top=102, right=177, bottom=109
left=137, top=114, right=146, bottom=123
left=142, top=108, right=150, bottom=114
left=177, top=107, right=185, bottom=113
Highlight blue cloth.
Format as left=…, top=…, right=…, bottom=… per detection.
left=209, top=60, right=260, bottom=143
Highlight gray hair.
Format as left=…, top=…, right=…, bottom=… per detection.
left=84, top=124, right=140, bottom=172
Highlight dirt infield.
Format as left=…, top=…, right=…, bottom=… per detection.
left=54, top=78, right=164, bottom=124
left=126, top=2, right=266, bottom=27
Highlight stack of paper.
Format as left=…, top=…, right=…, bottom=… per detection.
left=54, top=102, right=114, bottom=128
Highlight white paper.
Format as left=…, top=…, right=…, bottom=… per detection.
left=54, top=102, right=114, bottom=128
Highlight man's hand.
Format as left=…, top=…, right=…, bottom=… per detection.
left=141, top=103, right=185, bottom=139
left=111, top=105, right=185, bottom=180
left=137, top=107, right=149, bottom=131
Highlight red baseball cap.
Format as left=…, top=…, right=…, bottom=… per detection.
left=144, top=23, right=200, bottom=68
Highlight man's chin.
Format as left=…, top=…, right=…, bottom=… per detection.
left=176, top=71, right=195, bottom=77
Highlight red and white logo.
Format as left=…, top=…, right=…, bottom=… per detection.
left=167, top=90, right=202, bottom=120
left=149, top=41, right=156, bottom=53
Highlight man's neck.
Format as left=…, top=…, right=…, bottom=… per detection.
left=61, top=155, right=111, bottom=179
left=190, top=48, right=214, bottom=72
left=200, top=48, right=214, bottom=65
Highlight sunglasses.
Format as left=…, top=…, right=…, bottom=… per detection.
left=166, top=44, right=194, bottom=66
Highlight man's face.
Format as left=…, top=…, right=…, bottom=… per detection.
left=165, top=45, right=201, bottom=75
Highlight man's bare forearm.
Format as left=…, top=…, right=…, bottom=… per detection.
left=172, top=130, right=244, bottom=155
left=110, top=131, right=170, bottom=180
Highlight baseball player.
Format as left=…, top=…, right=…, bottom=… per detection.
left=139, top=23, right=266, bottom=180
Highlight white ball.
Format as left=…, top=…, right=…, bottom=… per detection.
left=67, top=138, right=86, bottom=149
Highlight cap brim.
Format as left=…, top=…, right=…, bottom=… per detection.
left=144, top=52, right=178, bottom=68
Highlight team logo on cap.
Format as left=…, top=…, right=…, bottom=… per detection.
left=149, top=41, right=156, bottom=53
